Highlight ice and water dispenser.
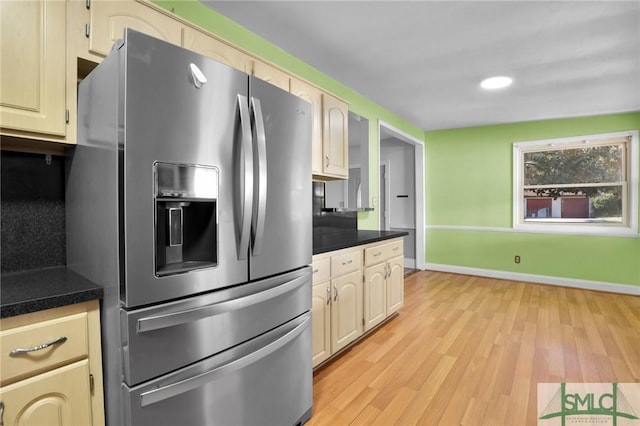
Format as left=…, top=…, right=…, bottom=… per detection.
left=154, top=162, right=218, bottom=276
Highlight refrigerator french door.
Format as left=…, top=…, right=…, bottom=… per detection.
left=67, top=29, right=312, bottom=426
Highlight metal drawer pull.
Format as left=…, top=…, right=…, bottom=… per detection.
left=139, top=316, right=309, bottom=407
left=334, top=285, right=338, bottom=302
left=373, top=252, right=382, bottom=257
left=326, top=287, right=331, bottom=305
left=393, top=247, right=399, bottom=252
left=9, top=336, right=67, bottom=357
left=138, top=273, right=308, bottom=332
left=313, top=268, right=319, bottom=273
left=342, top=260, right=352, bottom=265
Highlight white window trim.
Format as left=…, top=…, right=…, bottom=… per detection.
left=513, top=130, right=638, bottom=236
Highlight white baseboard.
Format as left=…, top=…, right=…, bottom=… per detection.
left=424, top=263, right=640, bottom=296
left=403, top=258, right=416, bottom=269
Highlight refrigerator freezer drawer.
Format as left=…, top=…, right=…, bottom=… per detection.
left=120, top=267, right=311, bottom=385
left=123, top=312, right=312, bottom=426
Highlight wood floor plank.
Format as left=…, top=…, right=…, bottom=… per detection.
left=307, top=271, right=640, bottom=425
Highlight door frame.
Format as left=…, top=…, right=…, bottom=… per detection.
left=380, top=161, right=391, bottom=231
left=378, top=121, right=426, bottom=270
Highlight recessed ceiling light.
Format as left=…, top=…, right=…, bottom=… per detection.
left=480, top=76, right=513, bottom=90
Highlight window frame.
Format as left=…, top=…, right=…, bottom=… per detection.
left=513, top=130, right=638, bottom=236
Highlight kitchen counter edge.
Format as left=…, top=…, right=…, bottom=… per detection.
left=313, top=230, right=409, bottom=255
left=1, top=266, right=104, bottom=319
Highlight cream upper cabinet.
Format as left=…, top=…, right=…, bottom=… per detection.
left=88, top=0, right=183, bottom=58
left=0, top=0, right=66, bottom=138
left=182, top=27, right=253, bottom=74
left=321, top=93, right=349, bottom=179
left=290, top=78, right=324, bottom=175
left=253, top=60, right=290, bottom=92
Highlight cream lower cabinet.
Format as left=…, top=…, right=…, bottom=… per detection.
left=331, top=270, right=364, bottom=352
left=0, top=360, right=92, bottom=426
left=0, top=300, right=105, bottom=426
left=312, top=248, right=363, bottom=367
left=363, top=238, right=404, bottom=332
left=312, top=238, right=405, bottom=368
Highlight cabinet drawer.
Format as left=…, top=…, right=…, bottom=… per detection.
left=364, top=244, right=387, bottom=267
left=331, top=250, right=362, bottom=277
left=386, top=239, right=403, bottom=260
left=1, top=312, right=89, bottom=385
left=312, top=257, right=331, bottom=285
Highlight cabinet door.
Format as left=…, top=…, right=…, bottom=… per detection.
left=331, top=270, right=363, bottom=353
left=0, top=0, right=66, bottom=137
left=363, top=263, right=387, bottom=332
left=322, top=93, right=349, bottom=178
left=290, top=78, right=324, bottom=175
left=0, top=360, right=92, bottom=426
left=253, top=61, right=290, bottom=92
left=311, top=282, right=331, bottom=368
left=387, top=256, right=405, bottom=314
left=89, top=0, right=182, bottom=58
left=182, top=27, right=253, bottom=74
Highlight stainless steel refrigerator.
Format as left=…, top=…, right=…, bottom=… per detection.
left=66, top=29, right=312, bottom=426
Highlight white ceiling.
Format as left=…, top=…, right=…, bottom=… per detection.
left=204, top=1, right=640, bottom=131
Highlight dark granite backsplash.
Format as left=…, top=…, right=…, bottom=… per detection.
left=312, top=182, right=357, bottom=237
left=1, top=151, right=66, bottom=273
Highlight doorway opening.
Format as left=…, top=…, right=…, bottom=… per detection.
left=378, top=121, right=425, bottom=270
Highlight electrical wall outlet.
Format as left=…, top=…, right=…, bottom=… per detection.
left=515, top=255, right=521, bottom=264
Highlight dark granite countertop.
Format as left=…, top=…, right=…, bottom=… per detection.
left=1, top=266, right=103, bottom=319
left=313, top=230, right=409, bottom=255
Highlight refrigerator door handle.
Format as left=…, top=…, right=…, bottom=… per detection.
left=136, top=272, right=309, bottom=333
left=138, top=315, right=310, bottom=407
left=250, top=97, right=267, bottom=256
left=236, top=94, right=253, bottom=260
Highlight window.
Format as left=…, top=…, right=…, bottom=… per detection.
left=513, top=130, right=638, bottom=235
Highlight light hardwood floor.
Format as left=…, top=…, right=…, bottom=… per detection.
left=308, top=271, right=640, bottom=425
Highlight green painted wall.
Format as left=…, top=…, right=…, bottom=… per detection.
left=152, top=1, right=638, bottom=286
left=425, top=112, right=640, bottom=286
left=152, top=0, right=425, bottom=230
